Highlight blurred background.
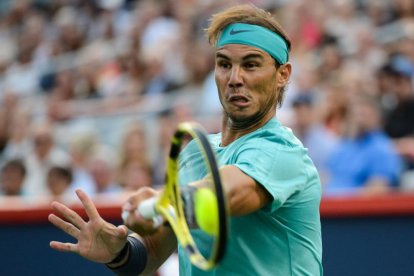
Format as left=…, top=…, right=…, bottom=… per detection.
left=0, top=0, right=413, bottom=275
left=1, top=0, right=414, bottom=199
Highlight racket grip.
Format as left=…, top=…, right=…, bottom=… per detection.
left=121, top=197, right=163, bottom=228
left=138, top=197, right=157, bottom=218
left=139, top=197, right=164, bottom=228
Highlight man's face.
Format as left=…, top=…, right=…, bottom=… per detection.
left=348, top=100, right=379, bottom=136
left=1, top=166, right=24, bottom=195
left=293, top=104, right=314, bottom=129
left=214, top=44, right=282, bottom=124
left=34, top=133, right=53, bottom=158
left=392, top=75, right=413, bottom=100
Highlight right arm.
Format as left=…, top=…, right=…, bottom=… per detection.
left=118, top=187, right=177, bottom=275
left=106, top=228, right=176, bottom=276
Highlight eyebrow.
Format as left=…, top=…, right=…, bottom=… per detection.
left=215, top=52, right=265, bottom=61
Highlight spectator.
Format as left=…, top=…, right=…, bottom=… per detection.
left=23, top=121, right=70, bottom=196
left=141, top=47, right=183, bottom=96
left=291, top=93, right=339, bottom=184
left=0, top=107, right=8, bottom=160
left=0, top=159, right=26, bottom=196
left=3, top=41, right=40, bottom=97
left=0, top=93, right=20, bottom=162
left=0, top=0, right=412, bottom=202
left=67, top=128, right=97, bottom=195
left=118, top=122, right=149, bottom=165
left=383, top=55, right=414, bottom=170
left=325, top=94, right=403, bottom=196
left=117, top=121, right=154, bottom=190
left=119, top=157, right=153, bottom=192
left=2, top=107, right=32, bottom=160
left=87, top=146, right=122, bottom=194
left=47, top=165, right=73, bottom=199
left=139, top=0, right=186, bottom=94
left=320, top=80, right=349, bottom=137
left=316, top=35, right=344, bottom=84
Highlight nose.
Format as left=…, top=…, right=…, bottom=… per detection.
left=228, top=66, right=243, bottom=89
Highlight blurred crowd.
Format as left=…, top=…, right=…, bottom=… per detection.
left=0, top=0, right=413, bottom=200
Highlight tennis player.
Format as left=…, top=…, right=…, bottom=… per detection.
left=49, top=4, right=323, bottom=275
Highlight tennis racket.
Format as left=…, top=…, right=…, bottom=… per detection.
left=122, top=122, right=228, bottom=270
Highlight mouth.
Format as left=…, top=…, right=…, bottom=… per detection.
left=228, top=94, right=250, bottom=107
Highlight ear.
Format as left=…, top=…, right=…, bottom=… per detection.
left=276, top=63, right=292, bottom=88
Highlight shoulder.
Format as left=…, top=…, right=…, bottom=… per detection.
left=240, top=119, right=305, bottom=153
left=236, top=121, right=311, bottom=180
left=179, top=132, right=221, bottom=164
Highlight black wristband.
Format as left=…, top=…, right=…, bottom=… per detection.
left=106, top=241, right=130, bottom=267
left=105, top=236, right=148, bottom=276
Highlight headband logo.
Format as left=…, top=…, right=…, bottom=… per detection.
left=218, top=23, right=289, bottom=64
left=229, top=29, right=252, bottom=35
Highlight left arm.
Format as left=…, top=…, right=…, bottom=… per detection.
left=215, top=165, right=272, bottom=216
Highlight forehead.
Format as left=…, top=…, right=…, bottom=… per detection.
left=215, top=44, right=273, bottom=60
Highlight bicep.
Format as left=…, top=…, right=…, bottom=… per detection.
left=220, top=165, right=272, bottom=216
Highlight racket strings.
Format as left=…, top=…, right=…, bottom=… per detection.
left=180, top=185, right=198, bottom=229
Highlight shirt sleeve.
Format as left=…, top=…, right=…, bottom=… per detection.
left=233, top=137, right=308, bottom=212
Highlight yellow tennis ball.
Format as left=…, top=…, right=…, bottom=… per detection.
left=194, top=187, right=218, bottom=236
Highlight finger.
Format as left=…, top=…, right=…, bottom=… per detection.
left=116, top=225, right=129, bottom=237
left=123, top=187, right=158, bottom=212
left=75, top=189, right=100, bottom=221
left=122, top=201, right=133, bottom=212
left=49, top=214, right=81, bottom=239
left=121, top=210, right=130, bottom=223
left=50, top=241, right=79, bottom=254
left=51, top=201, right=85, bottom=229
left=128, top=209, right=158, bottom=230
left=121, top=203, right=141, bottom=221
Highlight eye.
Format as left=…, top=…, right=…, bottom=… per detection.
left=244, top=62, right=259, bottom=69
left=217, top=60, right=231, bottom=69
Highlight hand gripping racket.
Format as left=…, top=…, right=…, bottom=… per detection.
left=122, top=122, right=228, bottom=270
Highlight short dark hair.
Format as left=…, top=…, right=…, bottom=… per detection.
left=48, top=166, right=73, bottom=183
left=1, top=159, right=26, bottom=176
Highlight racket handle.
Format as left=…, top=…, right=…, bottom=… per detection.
left=121, top=197, right=163, bottom=228
left=138, top=197, right=158, bottom=219
left=139, top=197, right=164, bottom=228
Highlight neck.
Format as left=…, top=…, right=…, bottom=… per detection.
left=220, top=111, right=274, bottom=146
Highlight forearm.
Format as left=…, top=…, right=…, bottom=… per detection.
left=140, top=226, right=177, bottom=275
left=106, top=235, right=148, bottom=275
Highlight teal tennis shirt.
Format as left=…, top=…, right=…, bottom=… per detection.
left=178, top=118, right=323, bottom=276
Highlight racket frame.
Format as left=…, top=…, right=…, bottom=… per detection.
left=150, top=122, right=228, bottom=270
